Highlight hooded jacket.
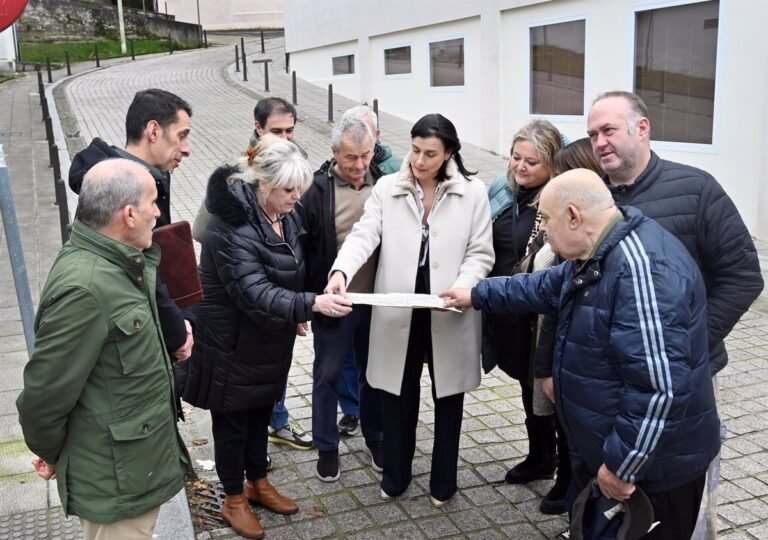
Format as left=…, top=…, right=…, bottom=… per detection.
left=182, top=165, right=316, bottom=411
left=473, top=206, right=720, bottom=493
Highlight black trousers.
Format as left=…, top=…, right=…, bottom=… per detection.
left=380, top=307, right=464, bottom=501
left=211, top=406, right=272, bottom=495
left=572, top=461, right=705, bottom=539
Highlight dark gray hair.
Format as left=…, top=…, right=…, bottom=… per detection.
left=331, top=115, right=373, bottom=151
left=593, top=91, right=649, bottom=134
left=78, top=158, right=150, bottom=229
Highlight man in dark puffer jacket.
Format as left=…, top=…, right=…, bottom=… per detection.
left=442, top=170, right=720, bottom=540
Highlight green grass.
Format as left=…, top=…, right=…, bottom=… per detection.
left=20, top=39, right=195, bottom=64
left=0, top=73, right=16, bottom=84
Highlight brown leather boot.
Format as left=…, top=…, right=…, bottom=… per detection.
left=221, top=494, right=264, bottom=539
left=245, top=478, right=299, bottom=515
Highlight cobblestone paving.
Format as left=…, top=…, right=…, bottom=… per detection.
left=8, top=33, right=768, bottom=538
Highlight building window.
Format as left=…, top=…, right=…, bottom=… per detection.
left=530, top=19, right=585, bottom=115
left=634, top=1, right=719, bottom=144
left=384, top=46, right=411, bottom=75
left=332, top=54, right=355, bottom=76
left=430, top=38, right=464, bottom=87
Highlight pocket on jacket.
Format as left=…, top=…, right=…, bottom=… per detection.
left=113, top=303, right=158, bottom=374
left=108, top=401, right=180, bottom=502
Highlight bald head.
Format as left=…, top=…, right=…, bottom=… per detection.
left=539, top=168, right=618, bottom=260
left=79, top=158, right=159, bottom=249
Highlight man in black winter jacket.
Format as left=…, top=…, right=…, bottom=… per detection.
left=68, top=88, right=194, bottom=364
left=537, top=91, right=763, bottom=536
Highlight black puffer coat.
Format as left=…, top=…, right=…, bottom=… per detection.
left=182, top=165, right=316, bottom=412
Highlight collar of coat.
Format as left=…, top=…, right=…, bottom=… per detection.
left=604, top=151, right=661, bottom=197
left=69, top=219, right=160, bottom=278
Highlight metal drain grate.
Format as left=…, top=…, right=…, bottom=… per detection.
left=186, top=481, right=228, bottom=532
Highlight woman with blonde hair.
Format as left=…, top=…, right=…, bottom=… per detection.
left=484, top=119, right=565, bottom=502
left=182, top=135, right=351, bottom=539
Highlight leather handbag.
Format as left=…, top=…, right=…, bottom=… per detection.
left=152, top=221, right=203, bottom=307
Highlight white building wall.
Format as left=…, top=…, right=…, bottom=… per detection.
left=0, top=27, right=17, bottom=72
left=164, top=0, right=284, bottom=30
left=285, top=0, right=768, bottom=236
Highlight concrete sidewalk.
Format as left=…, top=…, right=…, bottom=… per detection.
left=2, top=32, right=768, bottom=539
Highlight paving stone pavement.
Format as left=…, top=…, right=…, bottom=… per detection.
left=1, top=32, right=768, bottom=538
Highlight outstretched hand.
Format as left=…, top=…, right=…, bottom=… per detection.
left=438, top=288, right=473, bottom=309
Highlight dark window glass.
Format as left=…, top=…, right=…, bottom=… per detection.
left=332, top=54, right=355, bottom=76
left=430, top=38, right=464, bottom=87
left=530, top=19, right=585, bottom=115
left=385, top=46, right=412, bottom=75
left=634, top=1, right=719, bottom=144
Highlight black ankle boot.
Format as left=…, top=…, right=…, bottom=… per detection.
left=539, top=426, right=571, bottom=514
left=505, top=416, right=556, bottom=484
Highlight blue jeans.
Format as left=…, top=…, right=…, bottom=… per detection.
left=312, top=305, right=383, bottom=451
left=336, top=351, right=360, bottom=416
left=269, top=386, right=289, bottom=430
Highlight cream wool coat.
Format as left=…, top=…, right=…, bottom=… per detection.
left=331, top=157, right=495, bottom=398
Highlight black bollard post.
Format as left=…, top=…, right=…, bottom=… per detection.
left=292, top=71, right=297, bottom=105
left=373, top=99, right=379, bottom=125
left=285, top=52, right=289, bottom=74
left=242, top=46, right=248, bottom=82
left=51, top=143, right=61, bottom=191
left=37, top=71, right=44, bottom=106
left=46, top=56, right=52, bottom=83
left=45, top=119, right=54, bottom=163
left=328, top=84, right=333, bottom=123
left=264, top=61, right=269, bottom=92
left=168, top=34, right=173, bottom=54
left=95, top=44, right=100, bottom=67
left=260, top=30, right=265, bottom=53
left=235, top=45, right=240, bottom=72
left=130, top=40, right=135, bottom=61
left=41, top=95, right=49, bottom=123
left=65, top=51, right=71, bottom=76
left=204, top=30, right=208, bottom=48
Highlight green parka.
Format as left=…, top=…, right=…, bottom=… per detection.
left=16, top=221, right=193, bottom=523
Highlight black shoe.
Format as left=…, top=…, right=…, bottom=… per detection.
left=365, top=441, right=384, bottom=473
left=316, top=450, right=340, bottom=482
left=505, top=456, right=556, bottom=484
left=338, top=415, right=360, bottom=436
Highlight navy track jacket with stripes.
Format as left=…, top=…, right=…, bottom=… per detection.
left=472, top=206, right=720, bottom=493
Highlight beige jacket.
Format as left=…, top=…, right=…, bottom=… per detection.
left=331, top=157, right=494, bottom=398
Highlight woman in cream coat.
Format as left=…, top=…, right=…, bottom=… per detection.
left=326, top=114, right=494, bottom=506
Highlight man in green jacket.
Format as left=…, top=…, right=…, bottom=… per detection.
left=16, top=158, right=193, bottom=539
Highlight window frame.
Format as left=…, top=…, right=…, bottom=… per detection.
left=427, top=34, right=467, bottom=93
left=331, top=53, right=356, bottom=78
left=525, top=13, right=590, bottom=125
left=383, top=44, right=413, bottom=79
left=630, top=0, right=723, bottom=154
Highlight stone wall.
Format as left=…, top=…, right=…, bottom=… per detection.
left=19, top=0, right=201, bottom=47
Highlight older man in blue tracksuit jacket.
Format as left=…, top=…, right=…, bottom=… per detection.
left=442, top=169, right=720, bottom=539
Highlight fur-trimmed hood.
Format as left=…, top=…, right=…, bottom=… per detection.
left=204, top=164, right=260, bottom=227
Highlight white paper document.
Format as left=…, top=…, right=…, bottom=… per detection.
left=347, top=292, right=461, bottom=312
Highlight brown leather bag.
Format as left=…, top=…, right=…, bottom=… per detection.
left=152, top=221, right=203, bottom=307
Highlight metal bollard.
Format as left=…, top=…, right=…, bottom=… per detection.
left=235, top=45, right=240, bottom=72
left=242, top=45, right=248, bottom=82
left=65, top=51, right=71, bottom=76
left=55, top=177, right=71, bottom=244
left=264, top=61, right=269, bottom=92
left=168, top=34, right=174, bottom=54
left=204, top=30, right=208, bottom=49
left=46, top=56, right=52, bottom=83
left=260, top=30, right=265, bottom=53
left=373, top=99, right=379, bottom=125
left=41, top=95, right=49, bottom=123
left=0, top=144, right=37, bottom=356
left=37, top=71, right=44, bottom=105
left=285, top=52, right=289, bottom=74
left=130, top=40, right=135, bottom=61
left=292, top=71, right=297, bottom=105
left=46, top=122, right=55, bottom=166
left=328, top=84, right=333, bottom=123
left=51, top=143, right=62, bottom=189
left=95, top=44, right=100, bottom=67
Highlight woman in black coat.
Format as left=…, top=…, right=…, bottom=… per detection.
left=182, top=136, right=351, bottom=539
